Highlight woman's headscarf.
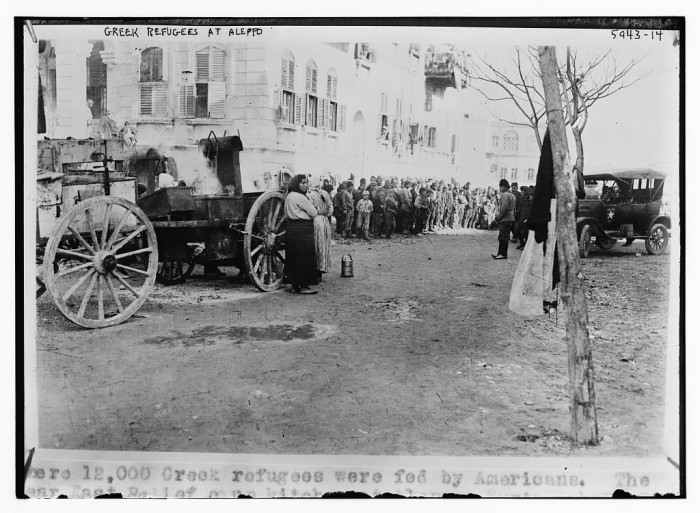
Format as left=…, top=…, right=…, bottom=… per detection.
left=287, top=174, right=307, bottom=194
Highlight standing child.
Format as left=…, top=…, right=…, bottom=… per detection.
left=355, top=190, right=374, bottom=240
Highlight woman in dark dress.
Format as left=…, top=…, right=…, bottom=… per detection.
left=284, top=174, right=319, bottom=294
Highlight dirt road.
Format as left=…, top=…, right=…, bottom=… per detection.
left=34, top=230, right=672, bottom=456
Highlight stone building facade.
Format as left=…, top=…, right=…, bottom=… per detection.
left=38, top=37, right=474, bottom=192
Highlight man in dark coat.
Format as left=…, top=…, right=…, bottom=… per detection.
left=492, top=179, right=516, bottom=260
left=510, top=182, right=523, bottom=242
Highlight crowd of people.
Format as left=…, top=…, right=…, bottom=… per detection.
left=281, top=173, right=538, bottom=293
left=319, top=175, right=535, bottom=246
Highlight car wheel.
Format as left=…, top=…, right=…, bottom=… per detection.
left=645, top=223, right=669, bottom=255
left=579, top=224, right=592, bottom=258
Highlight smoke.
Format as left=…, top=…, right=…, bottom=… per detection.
left=166, top=148, right=223, bottom=195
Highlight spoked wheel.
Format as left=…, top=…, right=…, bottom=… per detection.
left=645, top=223, right=669, bottom=255
left=156, top=261, right=195, bottom=285
left=36, top=277, right=47, bottom=298
left=43, top=196, right=158, bottom=328
left=243, top=190, right=286, bottom=291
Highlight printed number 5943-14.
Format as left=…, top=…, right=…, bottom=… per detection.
left=611, top=29, right=663, bottom=41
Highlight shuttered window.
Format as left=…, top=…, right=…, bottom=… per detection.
left=326, top=69, right=337, bottom=99
left=281, top=57, right=295, bottom=90
left=306, top=61, right=318, bottom=93
left=179, top=84, right=195, bottom=117
left=279, top=51, right=301, bottom=125
left=139, top=47, right=167, bottom=117
left=140, top=82, right=168, bottom=117
left=185, top=45, right=227, bottom=119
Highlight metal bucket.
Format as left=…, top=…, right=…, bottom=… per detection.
left=341, top=254, right=354, bottom=277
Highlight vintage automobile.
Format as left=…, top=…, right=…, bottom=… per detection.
left=577, top=168, right=671, bottom=257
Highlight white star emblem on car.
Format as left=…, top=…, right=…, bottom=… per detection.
left=606, top=208, right=615, bottom=221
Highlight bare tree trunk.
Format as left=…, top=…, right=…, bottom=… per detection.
left=538, top=46, right=598, bottom=445
left=571, top=125, right=584, bottom=174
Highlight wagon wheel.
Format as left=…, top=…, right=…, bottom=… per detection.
left=579, top=224, right=591, bottom=258
left=244, top=190, right=287, bottom=291
left=156, top=261, right=195, bottom=285
left=645, top=223, right=669, bottom=255
left=36, top=277, right=47, bottom=298
left=43, top=196, right=158, bottom=328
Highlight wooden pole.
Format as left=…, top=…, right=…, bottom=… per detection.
left=538, top=46, right=599, bottom=444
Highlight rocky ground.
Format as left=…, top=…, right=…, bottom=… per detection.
left=34, top=228, right=673, bottom=457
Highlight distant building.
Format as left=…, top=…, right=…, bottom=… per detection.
left=37, top=38, right=477, bottom=192
left=458, top=115, right=541, bottom=188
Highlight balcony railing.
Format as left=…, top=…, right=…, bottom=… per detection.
left=424, top=52, right=458, bottom=88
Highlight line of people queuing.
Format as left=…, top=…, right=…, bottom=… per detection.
left=322, top=175, right=535, bottom=247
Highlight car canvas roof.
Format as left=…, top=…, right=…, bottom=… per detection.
left=584, top=168, right=667, bottom=181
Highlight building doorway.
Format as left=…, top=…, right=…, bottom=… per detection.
left=86, top=41, right=107, bottom=119
left=351, top=110, right=366, bottom=179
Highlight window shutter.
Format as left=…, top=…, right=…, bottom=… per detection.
left=306, top=66, right=311, bottom=92
left=306, top=93, right=313, bottom=126
left=196, top=50, right=210, bottom=82
left=153, top=82, right=168, bottom=116
left=288, top=60, right=295, bottom=90
left=322, top=99, right=330, bottom=129
left=311, top=68, right=318, bottom=94
left=273, top=89, right=281, bottom=121
left=339, top=105, right=346, bottom=131
left=208, top=81, right=226, bottom=118
left=327, top=75, right=332, bottom=98
left=294, top=94, right=302, bottom=125
left=211, top=47, right=225, bottom=81
left=179, top=84, right=195, bottom=117
left=332, top=77, right=337, bottom=99
left=281, top=58, right=288, bottom=89
left=140, top=83, right=153, bottom=116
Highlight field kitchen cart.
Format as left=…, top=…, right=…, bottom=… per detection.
left=36, top=133, right=288, bottom=329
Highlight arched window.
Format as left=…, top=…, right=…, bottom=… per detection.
left=306, top=59, right=318, bottom=93
left=278, top=50, right=297, bottom=124
left=305, top=60, right=319, bottom=127
left=327, top=68, right=341, bottom=131
left=139, top=47, right=167, bottom=117
left=281, top=50, right=295, bottom=91
left=503, top=130, right=519, bottom=152
left=140, top=47, right=164, bottom=82
left=327, top=68, right=337, bottom=99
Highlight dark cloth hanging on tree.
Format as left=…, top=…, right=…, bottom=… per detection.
left=525, top=129, right=555, bottom=244
left=526, top=128, right=560, bottom=290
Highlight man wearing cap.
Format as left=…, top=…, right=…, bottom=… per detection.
left=492, top=179, right=516, bottom=259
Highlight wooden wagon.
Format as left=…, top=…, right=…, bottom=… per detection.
left=138, top=132, right=288, bottom=293
left=36, top=133, right=288, bottom=329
